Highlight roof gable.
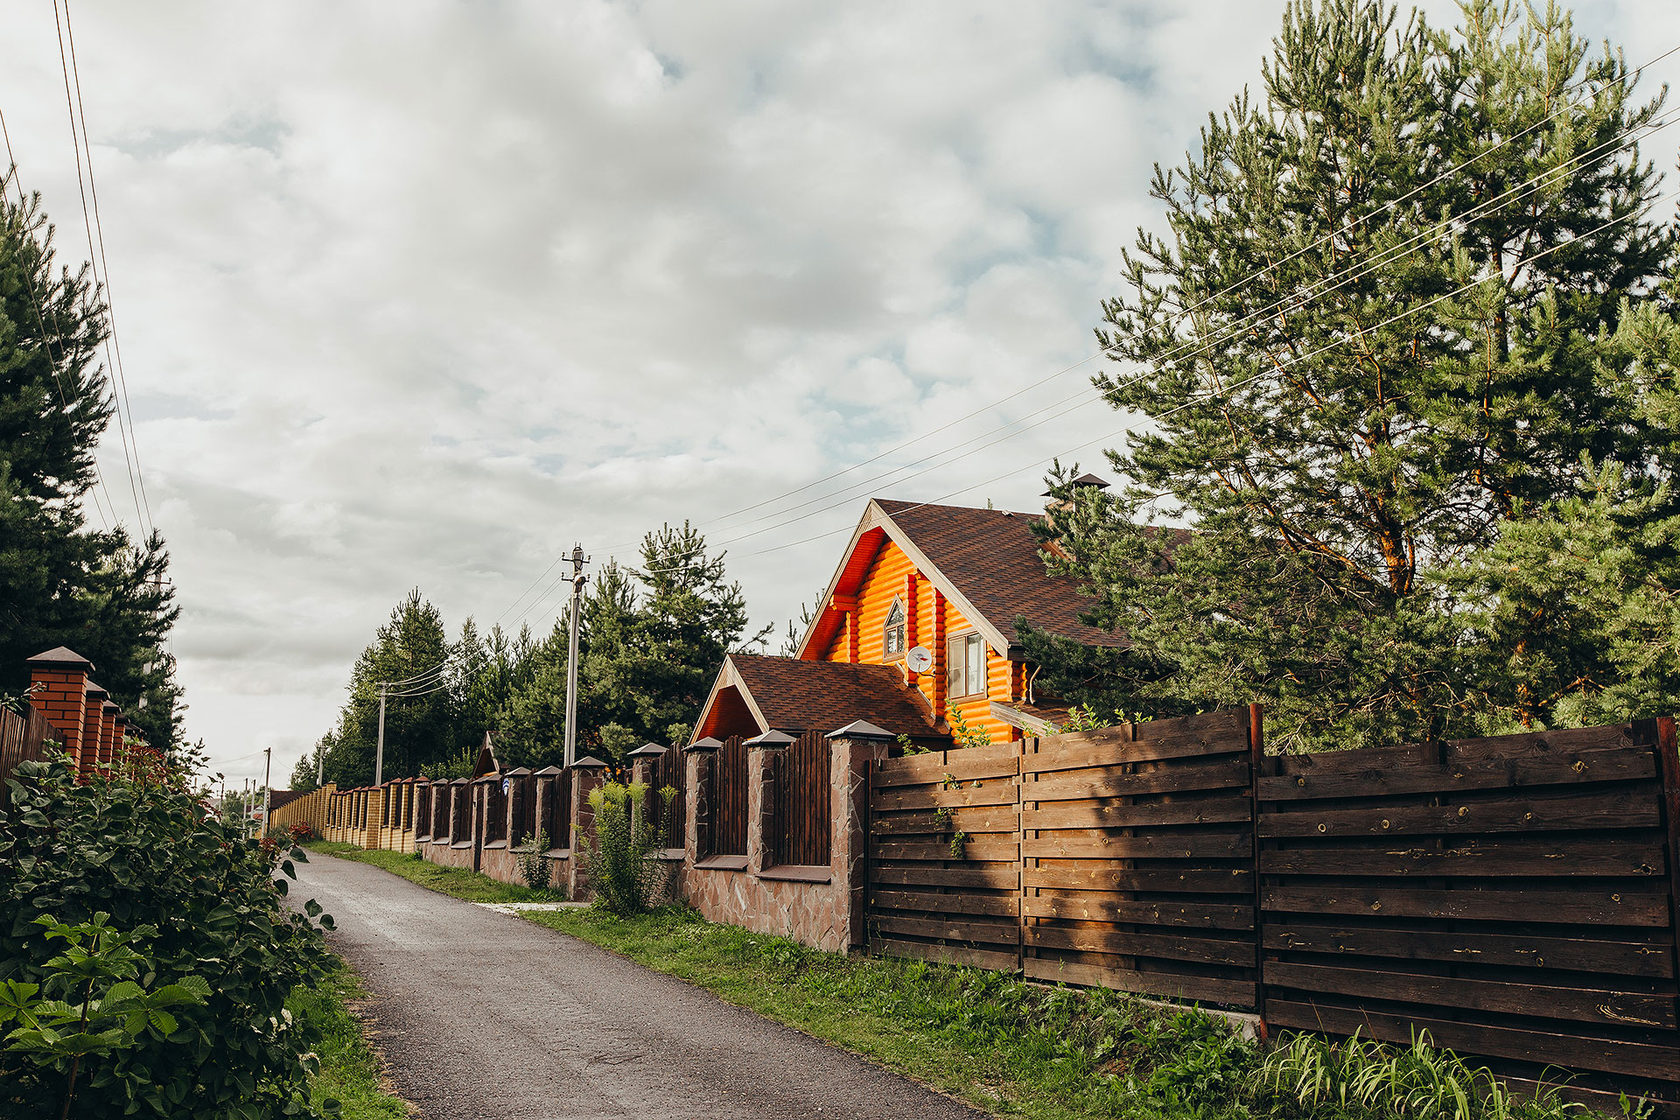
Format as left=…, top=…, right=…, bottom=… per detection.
left=692, top=653, right=942, bottom=743
left=795, top=498, right=1121, bottom=659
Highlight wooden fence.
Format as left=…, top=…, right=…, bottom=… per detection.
left=1, top=704, right=54, bottom=779
left=704, top=735, right=749, bottom=858
left=769, top=731, right=832, bottom=867
left=866, top=710, right=1680, bottom=1104
left=651, top=745, right=687, bottom=850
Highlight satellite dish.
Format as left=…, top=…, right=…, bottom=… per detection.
left=906, top=646, right=933, bottom=674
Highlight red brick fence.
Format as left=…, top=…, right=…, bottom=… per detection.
left=1, top=647, right=160, bottom=782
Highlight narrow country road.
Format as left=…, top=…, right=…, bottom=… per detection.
left=287, top=853, right=987, bottom=1120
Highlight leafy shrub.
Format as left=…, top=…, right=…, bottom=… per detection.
left=577, top=781, right=673, bottom=915
left=516, top=829, right=555, bottom=892
left=0, top=757, right=335, bottom=1119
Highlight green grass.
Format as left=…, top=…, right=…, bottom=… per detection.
left=287, top=964, right=410, bottom=1120
left=304, top=840, right=562, bottom=903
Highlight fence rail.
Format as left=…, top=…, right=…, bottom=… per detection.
left=866, top=710, right=1680, bottom=1104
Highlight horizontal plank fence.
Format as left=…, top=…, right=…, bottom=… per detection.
left=866, top=710, right=1680, bottom=1106
left=769, top=730, right=832, bottom=868
left=1, top=704, right=54, bottom=780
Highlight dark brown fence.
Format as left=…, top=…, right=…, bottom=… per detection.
left=1020, top=709, right=1258, bottom=1006
left=651, top=746, right=687, bottom=850
left=769, top=731, right=832, bottom=868
left=541, top=769, right=573, bottom=849
left=1, top=704, right=54, bottom=779
left=482, top=779, right=507, bottom=844
left=868, top=741, right=1022, bottom=970
left=864, top=711, right=1680, bottom=1105
left=705, top=736, right=749, bottom=858
left=1257, top=719, right=1680, bottom=1102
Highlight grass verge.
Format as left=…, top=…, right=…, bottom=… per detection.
left=287, top=963, right=410, bottom=1120
left=304, top=840, right=561, bottom=904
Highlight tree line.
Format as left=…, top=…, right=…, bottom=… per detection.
left=1024, top=0, right=1680, bottom=751
left=292, top=523, right=769, bottom=789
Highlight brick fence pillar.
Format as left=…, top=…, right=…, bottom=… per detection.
left=744, top=731, right=794, bottom=875
left=79, top=684, right=108, bottom=781
left=98, top=700, right=119, bottom=774
left=567, top=756, right=610, bottom=900
left=25, top=646, right=93, bottom=774
left=626, top=743, right=664, bottom=835
left=826, top=720, right=898, bottom=950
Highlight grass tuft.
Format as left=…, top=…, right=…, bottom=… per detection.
left=287, top=963, right=410, bottom=1120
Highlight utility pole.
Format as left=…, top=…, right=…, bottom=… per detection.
left=563, top=543, right=588, bottom=768
left=374, top=683, right=387, bottom=787
left=262, top=747, right=272, bottom=835
left=316, top=740, right=324, bottom=788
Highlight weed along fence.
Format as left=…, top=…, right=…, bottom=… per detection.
left=865, top=710, right=1680, bottom=1105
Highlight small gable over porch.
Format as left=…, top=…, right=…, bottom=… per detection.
left=692, top=652, right=944, bottom=745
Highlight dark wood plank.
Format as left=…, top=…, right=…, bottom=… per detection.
left=1022, top=891, right=1252, bottom=930
left=1258, top=790, right=1658, bottom=838
left=1027, top=924, right=1255, bottom=967
left=874, top=937, right=1019, bottom=971
left=1264, top=999, right=1680, bottom=1081
left=1265, top=961, right=1675, bottom=1029
left=874, top=745, right=1020, bottom=787
left=873, top=782, right=1021, bottom=812
left=871, top=864, right=1019, bottom=890
left=1023, top=866, right=1253, bottom=894
left=1026, top=733, right=1247, bottom=774
left=1024, top=755, right=1251, bottom=801
left=1262, top=884, right=1672, bottom=926
left=1260, top=746, right=1656, bottom=801
left=871, top=805, right=1019, bottom=834
left=1024, top=798, right=1252, bottom=830
left=870, top=888, right=1018, bottom=918
left=871, top=839, right=1020, bottom=862
left=1259, top=837, right=1668, bottom=879
left=1263, top=923, right=1676, bottom=978
left=1022, top=831, right=1251, bottom=860
left=871, top=914, right=1020, bottom=945
left=1023, top=956, right=1256, bottom=1007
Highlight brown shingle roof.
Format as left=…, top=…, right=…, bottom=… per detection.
left=874, top=499, right=1122, bottom=648
left=728, top=653, right=941, bottom=737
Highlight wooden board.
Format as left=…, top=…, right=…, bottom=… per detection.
left=1023, top=957, right=1255, bottom=1006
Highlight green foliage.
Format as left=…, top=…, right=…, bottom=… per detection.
left=0, top=758, right=335, bottom=1118
left=516, top=829, right=555, bottom=892
left=947, top=703, right=993, bottom=749
left=1025, top=0, right=1680, bottom=749
left=577, top=781, right=672, bottom=915
left=0, top=172, right=182, bottom=745
left=285, top=966, right=406, bottom=1120
left=1252, top=1029, right=1646, bottom=1120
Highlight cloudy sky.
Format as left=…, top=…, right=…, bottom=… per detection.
left=3, top=0, right=1677, bottom=786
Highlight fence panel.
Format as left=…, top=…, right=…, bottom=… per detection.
left=541, top=770, right=573, bottom=849
left=706, top=736, right=749, bottom=858
left=770, top=731, right=831, bottom=867
left=1, top=704, right=54, bottom=780
left=1021, top=710, right=1259, bottom=1007
left=1257, top=720, right=1680, bottom=1100
left=868, top=742, right=1022, bottom=970
left=652, top=747, right=687, bottom=850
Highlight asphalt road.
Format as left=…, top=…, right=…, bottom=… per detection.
left=288, top=852, right=987, bottom=1120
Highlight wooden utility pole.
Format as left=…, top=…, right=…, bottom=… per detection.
left=374, top=684, right=388, bottom=786
left=563, top=543, right=588, bottom=768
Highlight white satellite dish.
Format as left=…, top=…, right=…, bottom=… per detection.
left=906, top=646, right=933, bottom=674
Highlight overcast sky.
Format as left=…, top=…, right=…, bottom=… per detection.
left=3, top=1, right=1677, bottom=786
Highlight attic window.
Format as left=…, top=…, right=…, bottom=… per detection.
left=883, top=598, right=906, bottom=658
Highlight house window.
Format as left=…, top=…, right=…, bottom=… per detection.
left=947, top=632, right=987, bottom=698
left=883, top=598, right=906, bottom=658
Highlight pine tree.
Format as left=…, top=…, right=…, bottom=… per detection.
left=0, top=173, right=182, bottom=743
left=1025, top=0, right=1673, bottom=749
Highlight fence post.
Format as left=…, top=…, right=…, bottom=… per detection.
left=1654, top=716, right=1680, bottom=1011
left=568, top=756, right=610, bottom=900
left=827, top=721, right=897, bottom=951
left=627, top=744, right=664, bottom=835
left=685, top=737, right=722, bottom=864
left=25, top=646, right=94, bottom=775
left=1247, top=702, right=1268, bottom=1036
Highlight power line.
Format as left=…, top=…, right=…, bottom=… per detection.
left=51, top=0, right=151, bottom=538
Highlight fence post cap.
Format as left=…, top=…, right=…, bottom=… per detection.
left=431, top=776, right=452, bottom=785
left=744, top=730, right=796, bottom=749
left=826, top=719, right=895, bottom=742
left=504, top=766, right=533, bottom=776
left=627, top=743, right=668, bottom=758
left=450, top=777, right=471, bottom=785
left=533, top=765, right=565, bottom=777
left=83, top=681, right=109, bottom=700
left=685, top=736, right=724, bottom=753
left=25, top=645, right=95, bottom=670
left=571, top=755, right=610, bottom=770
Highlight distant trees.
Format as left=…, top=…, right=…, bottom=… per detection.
left=0, top=173, right=181, bottom=744
left=294, top=524, right=769, bottom=787
left=1024, top=0, right=1680, bottom=749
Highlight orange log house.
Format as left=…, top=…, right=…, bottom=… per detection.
left=693, top=489, right=1123, bottom=747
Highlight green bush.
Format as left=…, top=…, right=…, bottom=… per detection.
left=516, top=829, right=555, bottom=892
left=0, top=756, right=336, bottom=1119
left=576, top=781, right=672, bottom=915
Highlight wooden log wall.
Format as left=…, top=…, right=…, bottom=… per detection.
left=864, top=710, right=1680, bottom=1105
